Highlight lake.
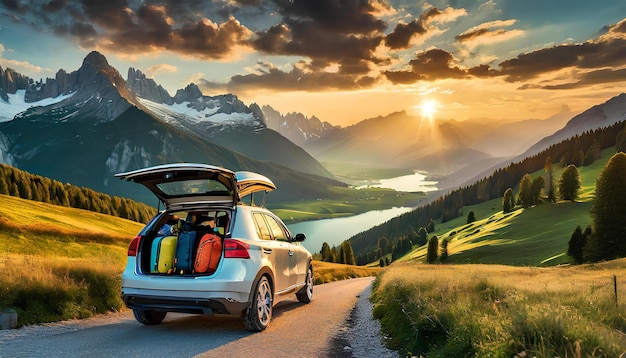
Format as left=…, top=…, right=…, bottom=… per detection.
left=357, top=172, right=438, bottom=192
left=288, top=206, right=414, bottom=253
left=288, top=171, right=438, bottom=253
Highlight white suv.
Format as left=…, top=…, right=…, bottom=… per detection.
left=116, top=163, right=313, bottom=331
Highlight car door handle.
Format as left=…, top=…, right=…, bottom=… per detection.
left=262, top=248, right=273, bottom=254
left=288, top=250, right=294, bottom=257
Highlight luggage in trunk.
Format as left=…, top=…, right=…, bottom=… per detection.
left=150, top=236, right=178, bottom=273
left=175, top=231, right=197, bottom=272
left=194, top=233, right=222, bottom=274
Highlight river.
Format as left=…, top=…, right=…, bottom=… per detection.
left=288, top=171, right=438, bottom=253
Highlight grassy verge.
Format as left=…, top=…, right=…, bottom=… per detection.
left=312, top=261, right=380, bottom=284
left=371, top=260, right=626, bottom=357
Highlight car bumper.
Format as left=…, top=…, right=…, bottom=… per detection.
left=121, top=289, right=248, bottom=315
left=121, top=258, right=257, bottom=315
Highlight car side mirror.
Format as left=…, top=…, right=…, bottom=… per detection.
left=293, top=233, right=306, bottom=242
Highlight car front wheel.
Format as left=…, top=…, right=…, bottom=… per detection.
left=244, top=276, right=272, bottom=332
left=132, top=309, right=167, bottom=325
left=296, top=266, right=313, bottom=303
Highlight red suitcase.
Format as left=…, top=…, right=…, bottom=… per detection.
left=194, top=233, right=222, bottom=274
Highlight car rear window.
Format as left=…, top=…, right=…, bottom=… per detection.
left=156, top=179, right=232, bottom=197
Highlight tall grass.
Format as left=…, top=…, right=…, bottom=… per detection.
left=372, top=261, right=626, bottom=357
left=312, top=261, right=380, bottom=284
left=0, top=194, right=141, bottom=326
left=0, top=254, right=124, bottom=326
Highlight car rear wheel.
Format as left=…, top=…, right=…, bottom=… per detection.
left=244, top=276, right=272, bottom=331
left=133, top=309, right=167, bottom=325
left=296, top=266, right=313, bottom=303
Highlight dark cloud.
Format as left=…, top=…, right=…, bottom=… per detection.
left=384, top=49, right=470, bottom=84
left=253, top=0, right=389, bottom=66
left=537, top=68, right=626, bottom=90
left=226, top=61, right=378, bottom=92
left=1, top=0, right=23, bottom=12
left=2, top=0, right=254, bottom=59
left=455, top=27, right=491, bottom=42
left=498, top=37, right=626, bottom=82
left=385, top=20, right=427, bottom=49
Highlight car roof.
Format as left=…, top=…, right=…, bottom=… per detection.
left=115, top=163, right=275, bottom=209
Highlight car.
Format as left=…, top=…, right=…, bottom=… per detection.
left=115, top=163, right=313, bottom=331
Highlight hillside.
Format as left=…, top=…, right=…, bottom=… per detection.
left=352, top=137, right=622, bottom=266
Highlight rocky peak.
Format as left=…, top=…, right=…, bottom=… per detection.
left=127, top=68, right=174, bottom=105
left=174, top=83, right=203, bottom=103
left=0, top=67, right=32, bottom=101
left=82, top=51, right=110, bottom=69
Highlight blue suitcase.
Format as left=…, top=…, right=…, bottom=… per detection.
left=175, top=231, right=197, bottom=272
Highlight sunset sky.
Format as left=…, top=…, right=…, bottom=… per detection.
left=1, top=0, right=625, bottom=126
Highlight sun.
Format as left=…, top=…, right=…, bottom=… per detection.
left=420, top=99, right=439, bottom=119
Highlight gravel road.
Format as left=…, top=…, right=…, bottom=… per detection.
left=0, top=277, right=397, bottom=357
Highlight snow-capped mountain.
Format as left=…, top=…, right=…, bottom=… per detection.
left=0, top=51, right=340, bottom=205
left=262, top=105, right=339, bottom=148
left=125, top=69, right=333, bottom=179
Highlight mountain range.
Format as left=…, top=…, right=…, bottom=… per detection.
left=0, top=51, right=341, bottom=204
left=0, top=50, right=624, bottom=205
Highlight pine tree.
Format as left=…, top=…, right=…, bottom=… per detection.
left=558, top=164, right=581, bottom=201
left=545, top=156, right=556, bottom=202
left=467, top=211, right=476, bottom=224
left=417, top=227, right=428, bottom=246
left=502, top=188, right=514, bottom=213
left=320, top=242, right=332, bottom=262
left=516, top=174, right=533, bottom=208
left=567, top=226, right=587, bottom=264
left=427, top=235, right=439, bottom=264
left=585, top=153, right=626, bottom=261
left=531, top=176, right=545, bottom=206
left=378, top=236, right=390, bottom=256
left=439, top=238, right=449, bottom=263
left=341, top=241, right=356, bottom=265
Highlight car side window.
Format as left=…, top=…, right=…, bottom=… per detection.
left=252, top=212, right=272, bottom=241
left=264, top=214, right=289, bottom=242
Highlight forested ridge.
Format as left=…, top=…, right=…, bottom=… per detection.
left=349, top=120, right=626, bottom=263
left=0, top=164, right=156, bottom=223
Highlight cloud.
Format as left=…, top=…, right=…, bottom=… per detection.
left=252, top=0, right=389, bottom=68
left=383, top=48, right=497, bottom=83
left=145, top=63, right=178, bottom=77
left=384, top=6, right=467, bottom=50
left=5, top=1, right=255, bottom=60
left=0, top=44, right=51, bottom=75
left=539, top=68, right=626, bottom=90
left=225, top=60, right=379, bottom=92
left=456, top=19, right=524, bottom=49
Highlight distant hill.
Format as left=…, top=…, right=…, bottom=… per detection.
left=269, top=106, right=577, bottom=186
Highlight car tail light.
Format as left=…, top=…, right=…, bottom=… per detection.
left=127, top=235, right=141, bottom=256
left=224, top=239, right=250, bottom=259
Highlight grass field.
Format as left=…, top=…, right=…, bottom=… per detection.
left=372, top=260, right=626, bottom=357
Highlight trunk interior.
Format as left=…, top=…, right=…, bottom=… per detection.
left=138, top=209, right=230, bottom=276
